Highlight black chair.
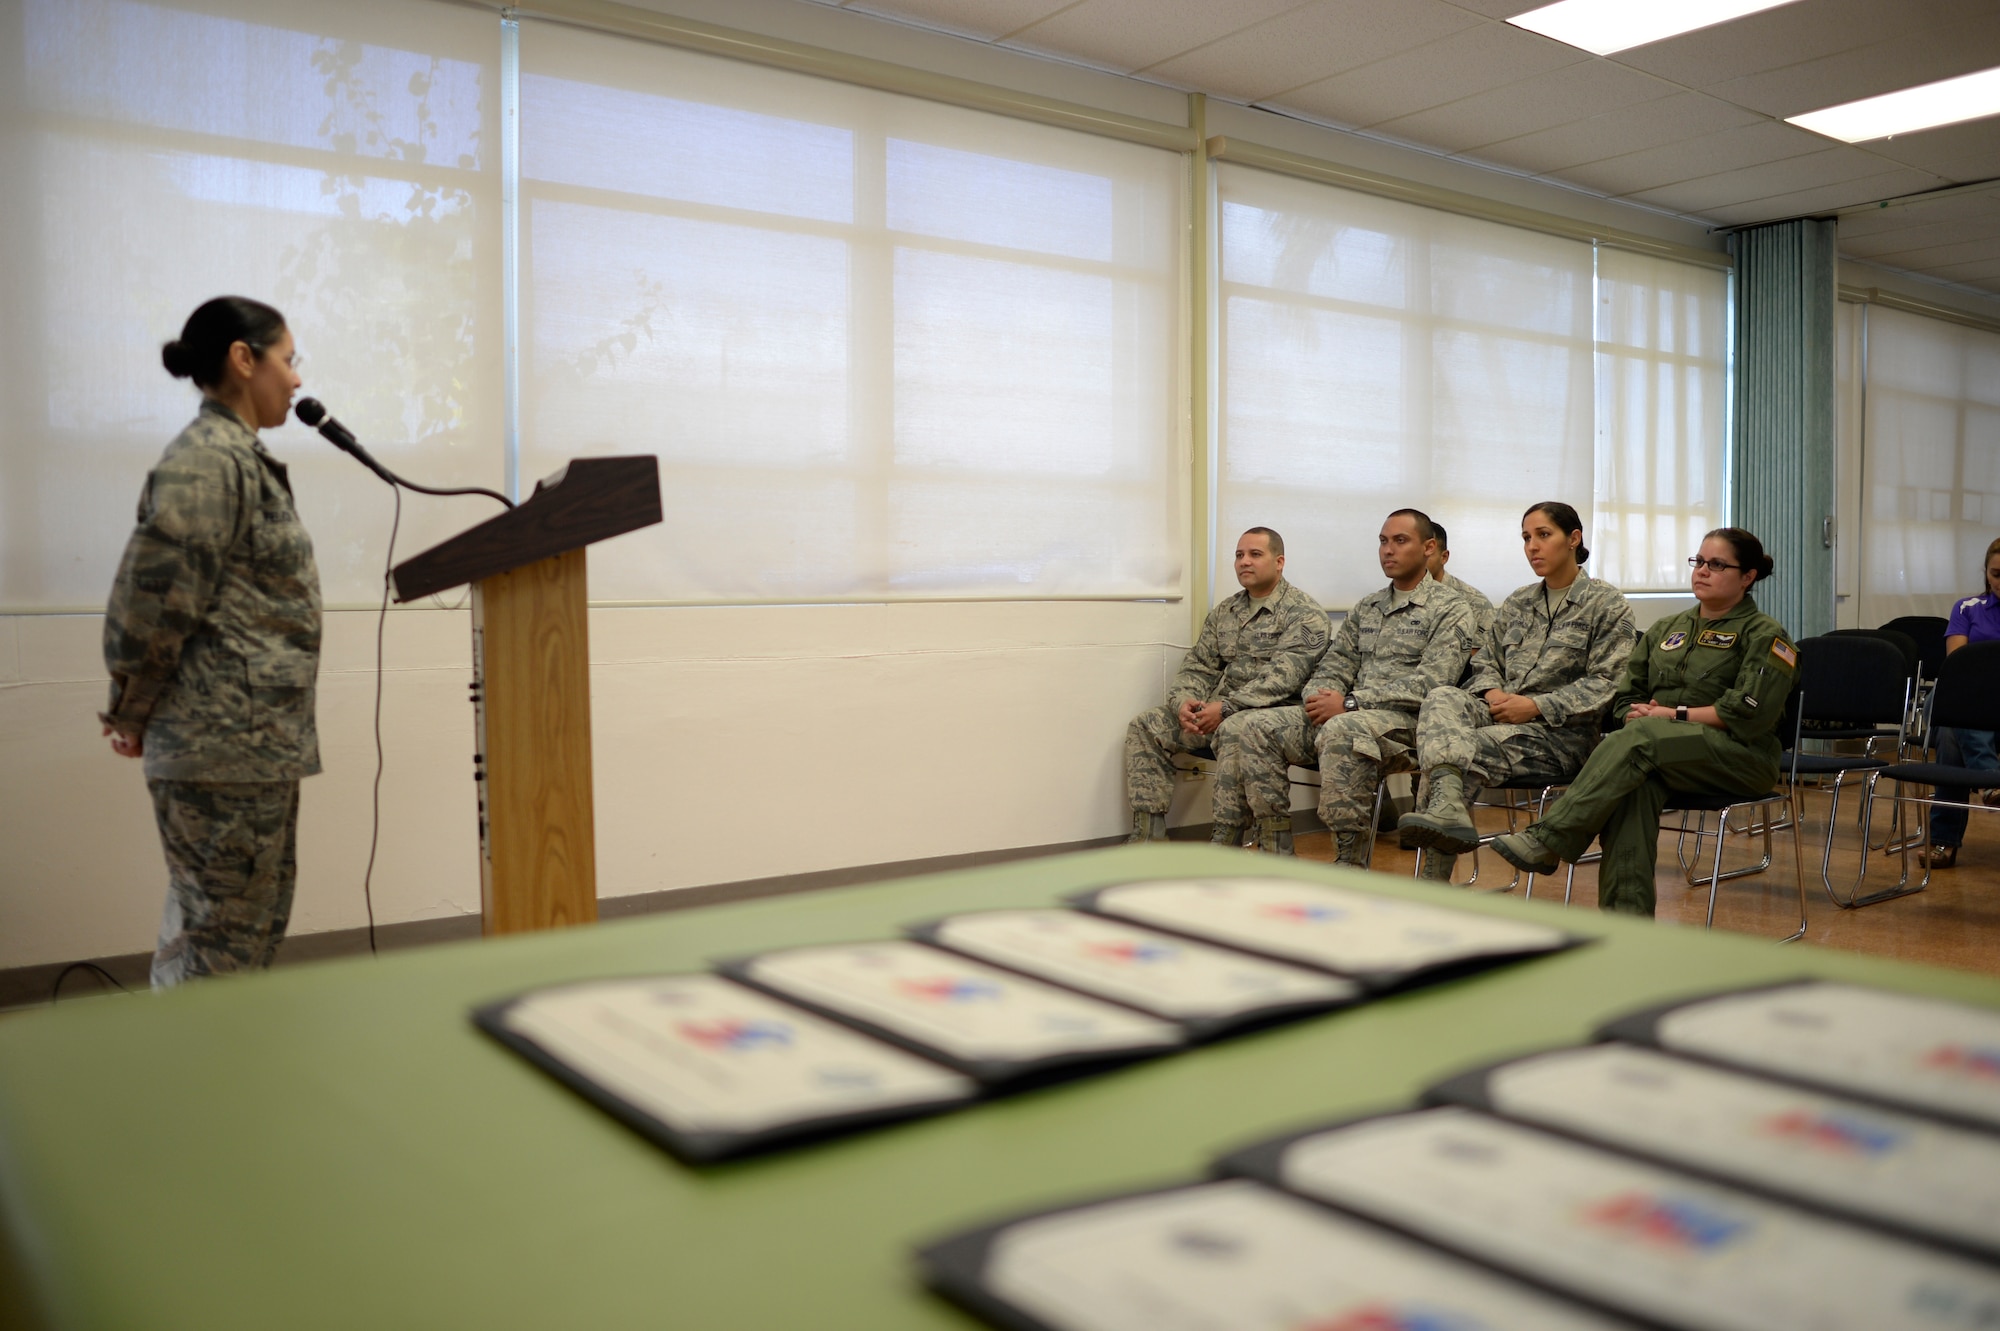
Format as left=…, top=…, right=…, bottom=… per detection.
left=1781, top=635, right=1921, bottom=908
left=1862, top=640, right=2000, bottom=890
left=1662, top=680, right=1808, bottom=942
left=1880, top=615, right=1949, bottom=683
left=1820, top=628, right=1919, bottom=751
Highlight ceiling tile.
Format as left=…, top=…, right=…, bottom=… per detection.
left=1915, top=257, right=2000, bottom=283
left=1369, top=57, right=1681, bottom=154
left=1840, top=208, right=2000, bottom=256
left=1703, top=12, right=2000, bottom=118
left=1551, top=119, right=1828, bottom=196
left=1847, top=235, right=2000, bottom=269
left=842, top=0, right=1075, bottom=42
left=1472, top=91, right=1764, bottom=174
left=1271, top=20, right=1584, bottom=127
left=1002, top=0, right=1306, bottom=75
left=1652, top=163, right=1946, bottom=219
left=1439, top=0, right=1547, bottom=16
left=1608, top=0, right=1986, bottom=86
left=1849, top=117, right=2000, bottom=184
left=1140, top=0, right=1483, bottom=102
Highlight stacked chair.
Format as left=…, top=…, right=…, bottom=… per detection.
left=1860, top=640, right=2000, bottom=889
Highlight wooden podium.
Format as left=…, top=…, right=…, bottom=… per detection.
left=392, top=457, right=661, bottom=936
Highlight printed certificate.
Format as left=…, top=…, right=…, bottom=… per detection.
left=1431, top=1042, right=2000, bottom=1262
left=919, top=1178, right=1630, bottom=1331
left=1602, top=980, right=2000, bottom=1131
left=912, top=908, right=1360, bottom=1037
left=1223, top=1106, right=2000, bottom=1331
left=474, top=974, right=975, bottom=1162
left=723, top=940, right=1184, bottom=1084
left=1074, top=876, right=1576, bottom=986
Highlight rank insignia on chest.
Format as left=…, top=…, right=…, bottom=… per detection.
left=1660, top=631, right=1688, bottom=652
left=1695, top=629, right=1738, bottom=649
left=1771, top=638, right=1797, bottom=668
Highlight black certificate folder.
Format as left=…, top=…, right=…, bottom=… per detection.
left=1071, top=876, right=1583, bottom=990
left=718, top=939, right=1184, bottom=1086
left=1599, top=979, right=2000, bottom=1133
left=917, top=1178, right=1635, bottom=1331
left=473, top=974, right=977, bottom=1163
left=907, top=908, right=1361, bottom=1040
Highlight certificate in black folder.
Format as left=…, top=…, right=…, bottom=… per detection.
left=907, top=908, right=1361, bottom=1040
left=1600, top=979, right=2000, bottom=1133
left=718, top=939, right=1184, bottom=1086
left=917, top=1177, right=1633, bottom=1331
left=1072, top=876, right=1581, bottom=989
left=1426, top=1042, right=2000, bottom=1266
left=1218, top=1105, right=2000, bottom=1331
left=473, top=973, right=976, bottom=1162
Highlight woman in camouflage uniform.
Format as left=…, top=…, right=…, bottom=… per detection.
left=1492, top=528, right=1798, bottom=917
left=101, top=297, right=321, bottom=988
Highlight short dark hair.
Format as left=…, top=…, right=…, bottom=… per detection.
left=1430, top=520, right=1449, bottom=553
left=1240, top=526, right=1284, bottom=558
left=162, top=296, right=287, bottom=390
left=1703, top=527, right=1776, bottom=584
left=1385, top=508, right=1436, bottom=544
left=1524, top=501, right=1591, bottom=565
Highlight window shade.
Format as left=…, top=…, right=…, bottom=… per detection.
left=517, top=21, right=1185, bottom=602
left=0, top=0, right=503, bottom=609
left=1857, top=305, right=2000, bottom=621
left=1592, top=248, right=1729, bottom=592
left=1213, top=162, right=1595, bottom=610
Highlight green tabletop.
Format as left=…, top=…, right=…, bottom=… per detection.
left=6, top=846, right=1999, bottom=1331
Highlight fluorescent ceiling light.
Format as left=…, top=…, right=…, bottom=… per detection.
left=1788, top=66, right=2000, bottom=142
left=1508, top=0, right=1803, bottom=56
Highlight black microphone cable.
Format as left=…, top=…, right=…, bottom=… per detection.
left=297, top=398, right=510, bottom=957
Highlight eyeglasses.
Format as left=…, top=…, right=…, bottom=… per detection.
left=1687, top=556, right=1743, bottom=573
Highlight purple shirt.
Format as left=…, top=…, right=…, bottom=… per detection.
left=1947, top=591, right=2000, bottom=643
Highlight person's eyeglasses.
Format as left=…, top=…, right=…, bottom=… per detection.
left=1688, top=556, right=1743, bottom=573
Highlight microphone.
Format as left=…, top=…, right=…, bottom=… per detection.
left=296, top=398, right=397, bottom=487
left=293, top=397, right=513, bottom=508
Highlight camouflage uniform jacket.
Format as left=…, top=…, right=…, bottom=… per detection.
left=101, top=399, right=324, bottom=783
left=1437, top=571, right=1495, bottom=637
left=1168, top=578, right=1331, bottom=715
left=1305, top=577, right=1475, bottom=711
left=1464, top=575, right=1637, bottom=732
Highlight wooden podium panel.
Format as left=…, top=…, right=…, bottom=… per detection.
left=471, top=548, right=597, bottom=935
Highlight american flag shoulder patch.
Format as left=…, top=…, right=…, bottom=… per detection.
left=1771, top=639, right=1797, bottom=668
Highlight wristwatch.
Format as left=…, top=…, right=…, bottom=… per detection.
left=1675, top=704, right=1689, bottom=722
left=1344, top=694, right=1359, bottom=712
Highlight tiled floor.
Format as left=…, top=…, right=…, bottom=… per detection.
left=1297, top=786, right=2000, bottom=978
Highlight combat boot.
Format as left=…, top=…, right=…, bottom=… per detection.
left=1127, top=810, right=1166, bottom=844
left=1416, top=848, right=1457, bottom=882
left=1492, top=829, right=1560, bottom=873
left=1211, top=821, right=1249, bottom=848
left=1397, top=766, right=1481, bottom=855
left=1256, top=815, right=1294, bottom=856
left=1333, top=832, right=1369, bottom=868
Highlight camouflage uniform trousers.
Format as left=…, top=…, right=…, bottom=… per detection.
left=148, top=779, right=300, bottom=990
left=1413, top=687, right=1589, bottom=796
left=1233, top=706, right=1420, bottom=832
left=1125, top=704, right=1255, bottom=830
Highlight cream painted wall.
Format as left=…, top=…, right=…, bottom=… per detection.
left=0, top=599, right=1189, bottom=969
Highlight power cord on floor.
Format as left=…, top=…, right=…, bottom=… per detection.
left=50, top=962, right=132, bottom=1003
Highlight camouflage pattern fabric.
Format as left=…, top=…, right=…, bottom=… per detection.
left=1127, top=579, right=1330, bottom=824
left=1437, top=571, right=1495, bottom=638
left=102, top=399, right=323, bottom=784
left=1419, top=573, right=1638, bottom=787
left=148, top=779, right=300, bottom=989
left=1236, top=579, right=1474, bottom=829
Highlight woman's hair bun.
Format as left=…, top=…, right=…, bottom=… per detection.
left=161, top=340, right=196, bottom=379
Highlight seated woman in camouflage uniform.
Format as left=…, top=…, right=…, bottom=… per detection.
left=100, top=297, right=321, bottom=988
left=1490, top=528, right=1799, bottom=917
left=1397, top=502, right=1637, bottom=882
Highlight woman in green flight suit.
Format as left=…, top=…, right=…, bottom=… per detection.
left=1491, top=527, right=1798, bottom=916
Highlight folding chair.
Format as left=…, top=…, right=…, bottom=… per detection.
left=1862, top=641, right=2000, bottom=892
left=1879, top=615, right=1949, bottom=685
left=1288, top=764, right=1392, bottom=867
left=1660, top=683, right=1809, bottom=942
left=1408, top=776, right=1578, bottom=897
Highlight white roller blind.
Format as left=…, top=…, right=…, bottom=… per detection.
left=0, top=0, right=503, bottom=609
left=517, top=21, right=1185, bottom=603
left=1592, top=248, right=1729, bottom=591
left=1857, top=305, right=2000, bottom=621
left=1214, top=163, right=1595, bottom=610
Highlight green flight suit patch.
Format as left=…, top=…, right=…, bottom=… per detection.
left=1660, top=631, right=1687, bottom=651
left=1695, top=629, right=1738, bottom=649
